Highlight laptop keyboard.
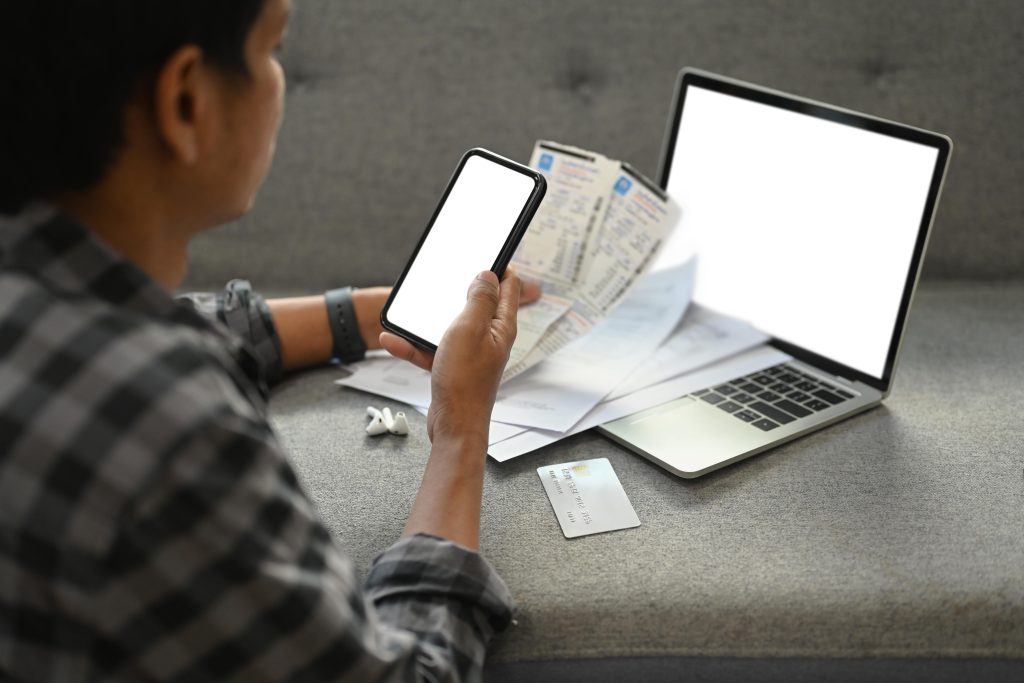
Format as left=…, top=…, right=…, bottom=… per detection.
left=691, top=363, right=857, bottom=432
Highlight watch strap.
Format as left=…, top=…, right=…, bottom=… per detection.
left=325, top=286, right=367, bottom=363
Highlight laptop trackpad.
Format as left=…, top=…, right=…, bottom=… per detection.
left=605, top=397, right=766, bottom=475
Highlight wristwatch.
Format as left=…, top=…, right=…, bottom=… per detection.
left=324, top=286, right=368, bottom=363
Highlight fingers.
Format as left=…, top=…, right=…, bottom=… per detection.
left=379, top=332, right=434, bottom=372
left=520, top=277, right=542, bottom=305
left=494, top=270, right=521, bottom=334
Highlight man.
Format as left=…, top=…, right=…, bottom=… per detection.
left=0, top=1, right=537, bottom=680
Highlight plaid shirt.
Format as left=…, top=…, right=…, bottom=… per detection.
left=0, top=205, right=513, bottom=682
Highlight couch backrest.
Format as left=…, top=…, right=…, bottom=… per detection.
left=184, top=0, right=1024, bottom=292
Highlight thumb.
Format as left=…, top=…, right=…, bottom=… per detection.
left=462, top=271, right=500, bottom=319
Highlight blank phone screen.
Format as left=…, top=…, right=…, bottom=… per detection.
left=386, top=153, right=539, bottom=348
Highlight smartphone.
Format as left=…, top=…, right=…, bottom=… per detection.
left=380, top=148, right=547, bottom=351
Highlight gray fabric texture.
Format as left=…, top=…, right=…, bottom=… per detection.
left=182, top=0, right=1024, bottom=293
left=486, top=656, right=1024, bottom=683
left=271, top=282, right=1024, bottom=664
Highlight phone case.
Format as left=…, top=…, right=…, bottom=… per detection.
left=379, top=148, right=547, bottom=351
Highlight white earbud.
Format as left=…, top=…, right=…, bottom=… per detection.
left=365, top=412, right=388, bottom=436
left=389, top=411, right=410, bottom=436
left=365, top=405, right=409, bottom=436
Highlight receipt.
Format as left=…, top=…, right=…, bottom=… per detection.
left=505, top=293, right=573, bottom=370
left=578, top=163, right=679, bottom=314
left=513, top=143, right=619, bottom=287
left=505, top=142, right=683, bottom=380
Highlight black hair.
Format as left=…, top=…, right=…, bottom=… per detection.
left=0, top=0, right=270, bottom=216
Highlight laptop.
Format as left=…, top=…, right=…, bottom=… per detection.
left=598, top=68, right=951, bottom=478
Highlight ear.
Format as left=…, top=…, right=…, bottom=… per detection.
left=152, top=45, right=210, bottom=165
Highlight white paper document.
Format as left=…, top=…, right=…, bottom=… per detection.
left=490, top=259, right=695, bottom=432
left=335, top=352, right=431, bottom=409
left=513, top=143, right=619, bottom=287
left=605, top=304, right=769, bottom=401
left=488, top=344, right=792, bottom=462
left=502, top=142, right=682, bottom=380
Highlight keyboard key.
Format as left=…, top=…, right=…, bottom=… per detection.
left=778, top=373, right=801, bottom=383
left=787, top=391, right=811, bottom=403
left=805, top=399, right=830, bottom=411
left=714, top=384, right=737, bottom=395
left=753, top=418, right=780, bottom=431
left=732, top=392, right=756, bottom=404
left=769, top=382, right=790, bottom=393
left=749, top=401, right=796, bottom=425
left=734, top=409, right=759, bottom=423
left=692, top=388, right=711, bottom=396
left=700, top=392, right=726, bottom=405
left=757, top=391, right=781, bottom=402
left=765, top=367, right=784, bottom=376
left=739, top=383, right=762, bottom=394
left=836, top=389, right=855, bottom=399
left=812, top=389, right=845, bottom=405
left=753, top=375, right=775, bottom=386
left=819, top=382, right=839, bottom=391
left=795, top=381, right=818, bottom=392
left=716, top=401, right=741, bottom=413
left=774, top=399, right=812, bottom=418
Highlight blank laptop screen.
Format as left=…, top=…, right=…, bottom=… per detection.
left=655, top=84, right=940, bottom=380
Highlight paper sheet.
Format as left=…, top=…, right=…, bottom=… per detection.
left=501, top=143, right=683, bottom=380
left=513, top=143, right=619, bottom=287
left=334, top=353, right=430, bottom=409
left=487, top=344, right=792, bottom=461
left=604, top=304, right=769, bottom=401
left=490, top=260, right=696, bottom=432
left=338, top=260, right=697, bottom=436
left=505, top=294, right=573, bottom=370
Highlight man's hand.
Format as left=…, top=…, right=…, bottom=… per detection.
left=381, top=269, right=529, bottom=549
left=380, top=269, right=529, bottom=443
left=358, top=278, right=538, bottom=353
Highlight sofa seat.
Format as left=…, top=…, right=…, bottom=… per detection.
left=267, top=280, right=1024, bottom=679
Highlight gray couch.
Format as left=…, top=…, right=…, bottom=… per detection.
left=183, top=1, right=1024, bottom=679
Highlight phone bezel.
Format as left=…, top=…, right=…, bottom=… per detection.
left=379, top=147, right=547, bottom=352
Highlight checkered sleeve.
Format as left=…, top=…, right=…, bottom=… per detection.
left=366, top=535, right=515, bottom=678
left=80, top=407, right=513, bottom=682
left=178, top=279, right=283, bottom=384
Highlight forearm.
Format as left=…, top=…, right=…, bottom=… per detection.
left=267, top=287, right=389, bottom=372
left=266, top=295, right=333, bottom=371
left=403, top=433, right=489, bottom=550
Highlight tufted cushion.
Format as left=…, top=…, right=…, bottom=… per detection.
left=182, top=0, right=1024, bottom=293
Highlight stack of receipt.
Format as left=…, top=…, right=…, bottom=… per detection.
left=503, top=141, right=682, bottom=380
left=337, top=142, right=778, bottom=461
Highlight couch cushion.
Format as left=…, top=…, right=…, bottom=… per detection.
left=183, top=0, right=1024, bottom=292
left=269, top=281, right=1024, bottom=663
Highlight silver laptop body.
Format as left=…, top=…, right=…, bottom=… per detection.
left=599, top=69, right=951, bottom=478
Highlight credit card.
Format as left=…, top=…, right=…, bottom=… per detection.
left=537, top=457, right=640, bottom=538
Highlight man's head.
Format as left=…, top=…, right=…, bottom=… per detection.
left=0, top=0, right=290, bottom=225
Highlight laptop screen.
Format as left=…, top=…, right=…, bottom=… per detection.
left=655, top=74, right=947, bottom=384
